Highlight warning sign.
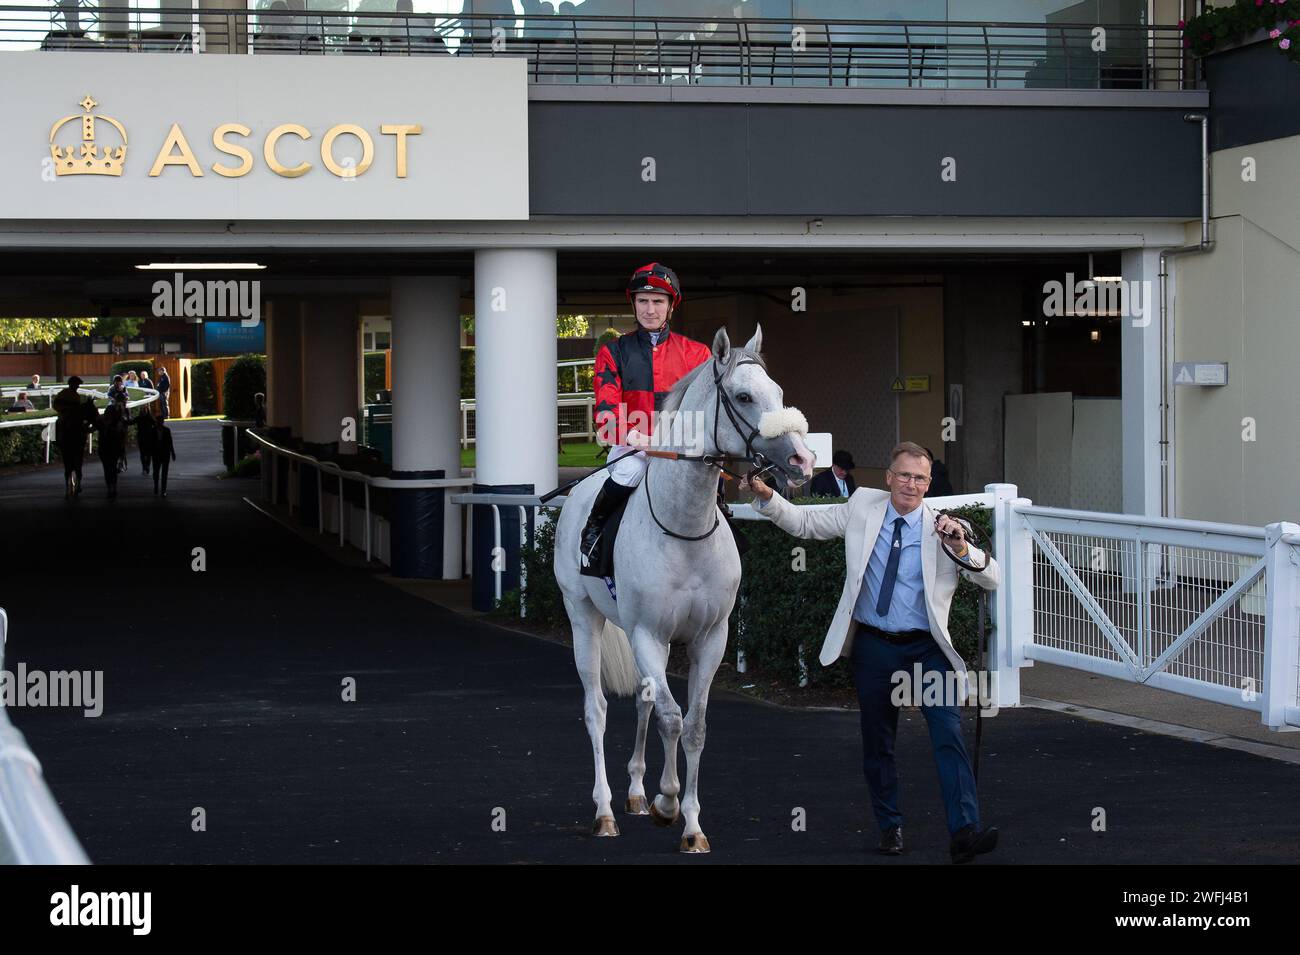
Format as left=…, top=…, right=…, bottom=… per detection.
left=890, top=375, right=930, bottom=393
left=890, top=377, right=905, bottom=392
left=1172, top=362, right=1228, bottom=386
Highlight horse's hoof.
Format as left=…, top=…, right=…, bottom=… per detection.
left=649, top=800, right=680, bottom=828
left=679, top=833, right=711, bottom=854
left=592, top=815, right=620, bottom=837
left=625, top=795, right=650, bottom=815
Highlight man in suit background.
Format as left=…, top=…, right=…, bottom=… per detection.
left=750, top=441, right=1000, bottom=863
left=809, top=449, right=857, bottom=498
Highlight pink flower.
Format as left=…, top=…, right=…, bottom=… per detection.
left=1282, top=37, right=1293, bottom=49
left=1269, top=27, right=1281, bottom=37
left=1178, top=18, right=1185, bottom=27
left=1255, top=0, right=1263, bottom=7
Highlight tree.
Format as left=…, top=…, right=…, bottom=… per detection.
left=93, top=316, right=145, bottom=347
left=0, top=318, right=97, bottom=382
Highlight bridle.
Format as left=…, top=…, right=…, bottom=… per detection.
left=644, top=354, right=780, bottom=542
left=925, top=502, right=991, bottom=572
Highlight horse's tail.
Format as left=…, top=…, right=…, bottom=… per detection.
left=598, top=620, right=640, bottom=698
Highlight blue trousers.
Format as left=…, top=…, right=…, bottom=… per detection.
left=850, top=629, right=980, bottom=836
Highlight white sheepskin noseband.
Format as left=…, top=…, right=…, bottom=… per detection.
left=758, top=407, right=809, bottom=439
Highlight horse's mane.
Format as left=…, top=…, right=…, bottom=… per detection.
left=660, top=345, right=766, bottom=415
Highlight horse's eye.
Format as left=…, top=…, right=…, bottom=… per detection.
left=736, top=393, right=752, bottom=403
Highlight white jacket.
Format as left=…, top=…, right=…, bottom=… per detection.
left=753, top=488, right=1000, bottom=675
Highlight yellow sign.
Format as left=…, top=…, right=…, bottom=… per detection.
left=890, top=376, right=931, bottom=393
left=49, top=95, right=127, bottom=177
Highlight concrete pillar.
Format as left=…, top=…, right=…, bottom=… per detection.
left=1121, top=247, right=1163, bottom=518
left=300, top=297, right=361, bottom=453
left=473, top=249, right=557, bottom=495
left=265, top=298, right=302, bottom=435
left=392, top=275, right=463, bottom=578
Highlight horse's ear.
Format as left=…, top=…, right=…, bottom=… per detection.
left=743, top=324, right=763, bottom=355
left=712, top=327, right=731, bottom=363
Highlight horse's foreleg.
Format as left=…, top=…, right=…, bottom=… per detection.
left=625, top=694, right=653, bottom=815
left=679, top=619, right=728, bottom=853
left=631, top=630, right=682, bottom=826
left=568, top=598, right=618, bottom=837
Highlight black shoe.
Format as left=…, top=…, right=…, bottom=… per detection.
left=580, top=478, right=635, bottom=565
left=950, top=825, right=998, bottom=864
left=877, top=826, right=903, bottom=856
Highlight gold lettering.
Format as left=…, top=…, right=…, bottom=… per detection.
left=320, top=124, right=374, bottom=178
left=149, top=123, right=203, bottom=177
left=380, top=124, right=422, bottom=178
left=211, top=123, right=253, bottom=178
left=264, top=124, right=311, bottom=178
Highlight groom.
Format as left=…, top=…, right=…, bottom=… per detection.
left=750, top=441, right=1001, bottom=863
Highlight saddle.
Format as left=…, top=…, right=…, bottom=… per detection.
left=579, top=490, right=750, bottom=582
left=578, top=493, right=632, bottom=579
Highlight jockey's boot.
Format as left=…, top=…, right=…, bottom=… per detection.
left=581, top=477, right=635, bottom=567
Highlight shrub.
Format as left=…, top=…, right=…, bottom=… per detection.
left=460, top=347, right=474, bottom=400
left=191, top=359, right=217, bottom=415
left=110, top=359, right=155, bottom=379
left=222, top=354, right=266, bottom=420
left=0, top=425, right=49, bottom=467
left=363, top=351, right=387, bottom=402
left=231, top=450, right=261, bottom=478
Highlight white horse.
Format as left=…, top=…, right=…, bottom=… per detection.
left=553, top=326, right=814, bottom=853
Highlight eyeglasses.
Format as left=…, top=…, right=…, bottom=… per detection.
left=889, top=468, right=931, bottom=486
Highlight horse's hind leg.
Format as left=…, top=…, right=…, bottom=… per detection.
left=566, top=596, right=618, bottom=837
left=625, top=694, right=653, bottom=815
left=630, top=629, right=683, bottom=828
left=679, top=619, right=728, bottom=854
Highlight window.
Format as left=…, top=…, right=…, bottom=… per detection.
left=374, top=331, right=391, bottom=350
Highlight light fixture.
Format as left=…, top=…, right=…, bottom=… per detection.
left=1090, top=329, right=1100, bottom=342
left=134, top=262, right=267, bottom=270
left=1021, top=320, right=1032, bottom=326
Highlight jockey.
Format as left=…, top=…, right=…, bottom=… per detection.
left=581, top=262, right=712, bottom=563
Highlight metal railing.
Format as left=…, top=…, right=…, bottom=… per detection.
left=0, top=608, right=92, bottom=865
left=1, top=6, right=1198, bottom=91
left=1000, top=501, right=1300, bottom=730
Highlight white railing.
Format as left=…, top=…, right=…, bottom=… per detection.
left=1001, top=498, right=1300, bottom=731
left=245, top=429, right=474, bottom=564
left=0, top=386, right=159, bottom=462
left=0, top=608, right=91, bottom=865
left=460, top=395, right=595, bottom=450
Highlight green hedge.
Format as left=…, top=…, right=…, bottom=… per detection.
left=190, top=360, right=217, bottom=416
left=0, top=425, right=48, bottom=467
left=363, top=351, right=387, bottom=402
left=503, top=498, right=994, bottom=693
left=222, top=354, right=266, bottom=420
left=110, top=359, right=155, bottom=378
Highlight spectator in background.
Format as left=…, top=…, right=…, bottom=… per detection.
left=29, top=374, right=40, bottom=394
left=97, top=400, right=128, bottom=499
left=126, top=370, right=139, bottom=389
left=138, top=369, right=154, bottom=391
left=155, top=366, right=171, bottom=418
left=253, top=392, right=267, bottom=429
left=106, top=374, right=127, bottom=404
left=52, top=376, right=96, bottom=499
left=924, top=448, right=954, bottom=497
left=810, top=449, right=858, bottom=499
left=134, top=401, right=157, bottom=475
left=8, top=391, right=35, bottom=412
left=151, top=404, right=177, bottom=497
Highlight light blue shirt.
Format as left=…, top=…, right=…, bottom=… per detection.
left=853, top=501, right=930, bottom=633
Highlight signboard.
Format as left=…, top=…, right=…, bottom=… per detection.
left=1172, top=362, right=1228, bottom=386
left=1, top=53, right=528, bottom=220
left=204, top=321, right=266, bottom=356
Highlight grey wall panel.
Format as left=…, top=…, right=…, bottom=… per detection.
left=528, top=103, right=750, bottom=214
left=530, top=102, right=1204, bottom=217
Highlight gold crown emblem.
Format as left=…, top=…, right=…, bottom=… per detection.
left=50, top=95, right=128, bottom=177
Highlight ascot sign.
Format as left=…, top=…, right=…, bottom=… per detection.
left=5, top=53, right=529, bottom=220
left=51, top=95, right=423, bottom=179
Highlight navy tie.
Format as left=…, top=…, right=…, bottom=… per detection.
left=875, top=517, right=906, bottom=617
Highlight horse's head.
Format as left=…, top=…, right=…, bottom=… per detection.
left=707, top=325, right=815, bottom=490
